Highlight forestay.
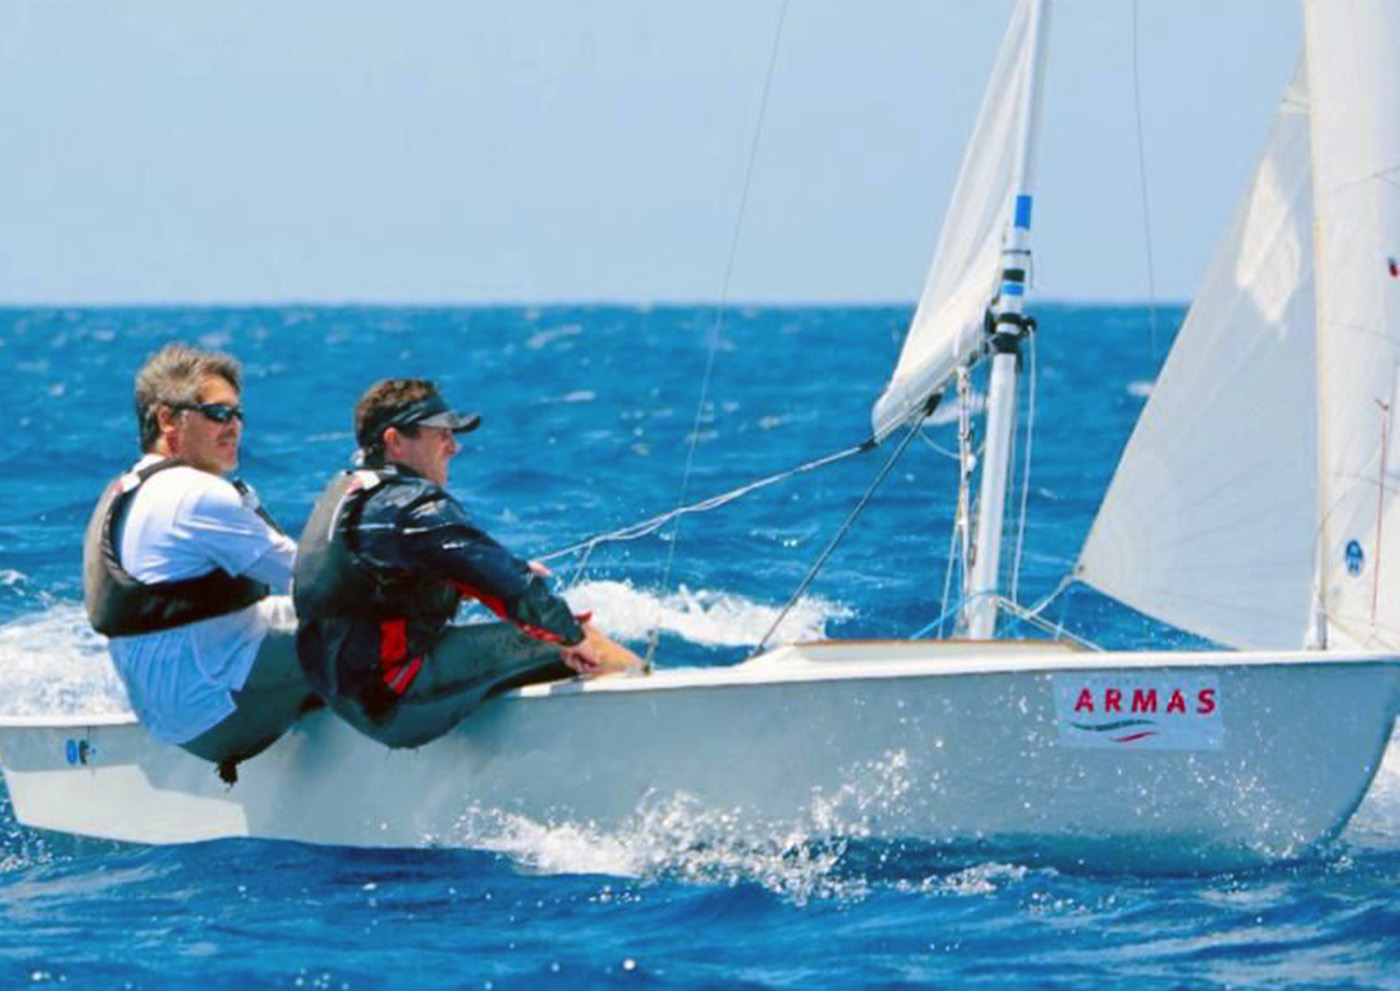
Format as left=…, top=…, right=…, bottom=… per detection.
left=870, top=0, right=1049, bottom=442
left=1305, top=0, right=1400, bottom=650
left=1078, top=66, right=1318, bottom=650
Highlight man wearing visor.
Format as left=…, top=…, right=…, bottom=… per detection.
left=294, top=378, right=640, bottom=748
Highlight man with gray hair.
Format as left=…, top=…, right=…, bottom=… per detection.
left=83, top=342, right=316, bottom=781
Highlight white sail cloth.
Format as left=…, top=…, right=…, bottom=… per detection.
left=1305, top=0, right=1400, bottom=650
left=870, top=0, right=1047, bottom=442
left=1078, top=67, right=1318, bottom=650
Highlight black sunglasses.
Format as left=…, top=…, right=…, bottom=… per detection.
left=168, top=401, right=245, bottom=424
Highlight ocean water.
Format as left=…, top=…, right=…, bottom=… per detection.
left=2, top=304, right=1400, bottom=989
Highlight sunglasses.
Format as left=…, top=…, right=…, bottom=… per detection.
left=168, top=401, right=245, bottom=424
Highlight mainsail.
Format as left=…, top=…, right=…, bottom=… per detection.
left=870, top=0, right=1049, bottom=442
left=1078, top=66, right=1318, bottom=650
left=1305, top=0, right=1400, bottom=650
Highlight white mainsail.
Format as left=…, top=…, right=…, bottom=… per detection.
left=870, top=0, right=1049, bottom=442
left=1305, top=0, right=1400, bottom=650
left=1078, top=67, right=1318, bottom=650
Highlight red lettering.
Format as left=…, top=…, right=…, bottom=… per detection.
left=1197, top=688, right=1216, bottom=714
left=1167, top=689, right=1187, bottom=714
left=1074, top=689, right=1094, bottom=713
left=1131, top=689, right=1157, bottom=713
left=1105, top=689, right=1122, bottom=713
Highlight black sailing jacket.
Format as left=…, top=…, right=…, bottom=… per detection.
left=294, top=463, right=582, bottom=712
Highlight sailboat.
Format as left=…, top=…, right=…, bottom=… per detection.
left=3, top=0, right=1399, bottom=872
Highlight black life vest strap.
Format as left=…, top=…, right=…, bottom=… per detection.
left=230, top=477, right=286, bottom=535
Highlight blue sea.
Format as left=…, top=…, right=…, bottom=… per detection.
left=2, top=305, right=1400, bottom=990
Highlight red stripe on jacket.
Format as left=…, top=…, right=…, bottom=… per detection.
left=377, top=618, right=422, bottom=696
left=450, top=581, right=585, bottom=644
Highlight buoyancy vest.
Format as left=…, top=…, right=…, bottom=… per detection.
left=293, top=469, right=461, bottom=626
left=83, top=458, right=275, bottom=637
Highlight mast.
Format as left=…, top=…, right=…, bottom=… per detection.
left=960, top=0, right=1050, bottom=640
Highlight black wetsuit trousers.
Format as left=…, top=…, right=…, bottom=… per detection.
left=325, top=622, right=573, bottom=749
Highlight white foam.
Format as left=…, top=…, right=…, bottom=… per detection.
left=0, top=605, right=131, bottom=717
left=0, top=579, right=849, bottom=716
left=539, top=390, right=596, bottom=404
left=563, top=579, right=853, bottom=647
left=525, top=324, right=584, bottom=350
left=0, top=579, right=848, bottom=716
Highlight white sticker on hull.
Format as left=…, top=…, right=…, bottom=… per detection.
left=1052, top=674, right=1223, bottom=751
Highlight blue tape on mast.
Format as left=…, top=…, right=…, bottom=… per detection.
left=1014, top=194, right=1033, bottom=230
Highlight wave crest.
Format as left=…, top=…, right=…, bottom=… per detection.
left=563, top=579, right=852, bottom=646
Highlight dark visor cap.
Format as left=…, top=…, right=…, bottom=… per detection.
left=358, top=392, right=481, bottom=448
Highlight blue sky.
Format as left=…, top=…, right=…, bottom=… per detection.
left=0, top=1, right=1300, bottom=305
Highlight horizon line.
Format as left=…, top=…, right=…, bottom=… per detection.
left=0, top=296, right=1191, bottom=311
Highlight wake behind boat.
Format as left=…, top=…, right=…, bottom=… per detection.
left=4, top=0, right=1400, bottom=873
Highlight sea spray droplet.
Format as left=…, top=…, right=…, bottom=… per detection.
left=622, top=958, right=637, bottom=972
left=453, top=792, right=864, bottom=904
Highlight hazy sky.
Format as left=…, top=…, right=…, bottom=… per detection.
left=0, top=1, right=1301, bottom=305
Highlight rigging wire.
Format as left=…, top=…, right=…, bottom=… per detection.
left=1131, top=0, right=1162, bottom=361
left=1054, top=579, right=1076, bottom=642
left=936, top=517, right=961, bottom=639
left=939, top=365, right=979, bottom=636
left=646, top=0, right=792, bottom=667
left=542, top=437, right=875, bottom=570
left=1008, top=329, right=1038, bottom=603
left=754, top=417, right=924, bottom=655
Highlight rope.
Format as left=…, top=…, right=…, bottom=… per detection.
left=754, top=419, right=924, bottom=654
left=1131, top=0, right=1161, bottom=360
left=911, top=591, right=993, bottom=642
left=648, top=0, right=791, bottom=667
left=565, top=537, right=600, bottom=593
left=541, top=438, right=875, bottom=568
left=918, top=430, right=962, bottom=462
left=910, top=573, right=1087, bottom=646
left=998, top=588, right=1101, bottom=651
left=1022, top=572, right=1076, bottom=626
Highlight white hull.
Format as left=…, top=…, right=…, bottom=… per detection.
left=3, top=641, right=1398, bottom=871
